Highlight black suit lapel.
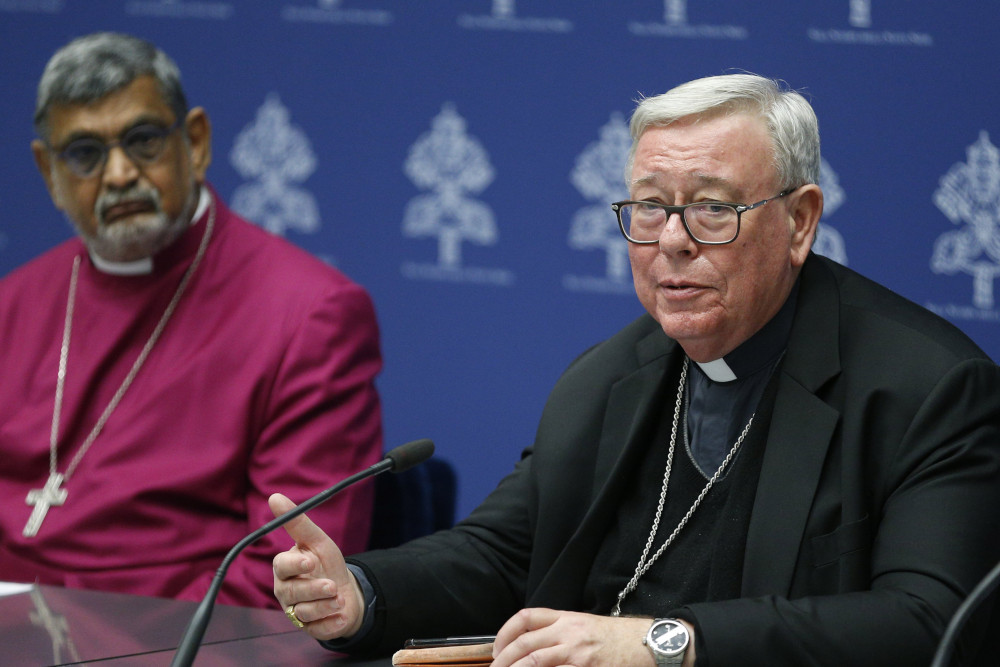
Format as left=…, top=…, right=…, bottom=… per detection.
left=742, top=377, right=840, bottom=597
left=590, top=333, right=680, bottom=499
left=743, top=255, right=843, bottom=597
left=529, top=328, right=682, bottom=609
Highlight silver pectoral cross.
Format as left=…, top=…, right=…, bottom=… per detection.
left=24, top=472, right=67, bottom=538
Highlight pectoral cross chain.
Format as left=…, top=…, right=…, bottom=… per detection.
left=24, top=472, right=67, bottom=538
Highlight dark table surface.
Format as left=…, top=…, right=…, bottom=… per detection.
left=0, top=583, right=393, bottom=666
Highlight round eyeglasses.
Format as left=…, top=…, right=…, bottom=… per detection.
left=611, top=190, right=794, bottom=245
left=49, top=119, right=184, bottom=178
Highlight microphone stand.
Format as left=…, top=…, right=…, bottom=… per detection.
left=930, top=557, right=1000, bottom=667
left=170, top=439, right=433, bottom=667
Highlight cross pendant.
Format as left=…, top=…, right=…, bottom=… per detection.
left=23, top=472, right=68, bottom=538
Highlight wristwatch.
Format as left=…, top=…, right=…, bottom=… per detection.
left=643, top=618, right=689, bottom=666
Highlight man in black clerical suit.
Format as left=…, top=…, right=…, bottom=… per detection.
left=270, top=73, right=1000, bottom=666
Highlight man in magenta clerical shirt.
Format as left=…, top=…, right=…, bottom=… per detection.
left=0, top=32, right=384, bottom=608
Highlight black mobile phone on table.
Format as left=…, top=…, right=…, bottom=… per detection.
left=403, top=635, right=496, bottom=648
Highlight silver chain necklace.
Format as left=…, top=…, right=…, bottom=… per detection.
left=23, top=200, right=216, bottom=538
left=610, top=357, right=754, bottom=616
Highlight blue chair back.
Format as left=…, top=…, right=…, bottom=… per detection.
left=367, top=457, right=457, bottom=550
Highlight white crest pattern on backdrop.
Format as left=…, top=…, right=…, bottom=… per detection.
left=0, top=0, right=64, bottom=13
left=564, top=112, right=633, bottom=294
left=458, top=0, right=573, bottom=33
left=809, top=0, right=932, bottom=45
left=124, top=0, right=233, bottom=20
left=929, top=131, right=1000, bottom=315
left=401, top=104, right=513, bottom=286
left=282, top=0, right=392, bottom=26
left=849, top=0, right=871, bottom=28
left=813, top=158, right=848, bottom=265
left=628, top=0, right=748, bottom=39
left=230, top=93, right=320, bottom=237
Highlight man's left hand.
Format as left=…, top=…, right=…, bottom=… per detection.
left=490, top=608, right=660, bottom=667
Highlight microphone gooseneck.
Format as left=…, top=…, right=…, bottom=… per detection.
left=170, top=438, right=435, bottom=667
left=929, top=557, right=1000, bottom=667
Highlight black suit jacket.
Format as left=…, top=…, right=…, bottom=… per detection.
left=354, top=255, right=1000, bottom=665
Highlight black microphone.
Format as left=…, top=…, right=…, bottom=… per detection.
left=170, top=438, right=435, bottom=667
left=930, top=557, right=1000, bottom=667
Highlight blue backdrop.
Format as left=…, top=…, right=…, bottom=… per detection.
left=2, top=1, right=998, bottom=520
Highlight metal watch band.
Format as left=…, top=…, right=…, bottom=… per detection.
left=645, top=618, right=688, bottom=667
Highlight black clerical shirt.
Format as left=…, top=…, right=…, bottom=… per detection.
left=584, top=284, right=798, bottom=618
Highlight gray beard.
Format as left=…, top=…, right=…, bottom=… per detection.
left=74, top=184, right=197, bottom=263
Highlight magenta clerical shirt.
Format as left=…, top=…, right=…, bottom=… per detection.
left=0, top=186, right=383, bottom=608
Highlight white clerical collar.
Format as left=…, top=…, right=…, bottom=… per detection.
left=695, top=358, right=738, bottom=383
left=89, top=252, right=153, bottom=275
left=692, top=282, right=800, bottom=384
left=89, top=186, right=209, bottom=275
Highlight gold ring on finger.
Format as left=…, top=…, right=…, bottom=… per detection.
left=285, top=603, right=305, bottom=629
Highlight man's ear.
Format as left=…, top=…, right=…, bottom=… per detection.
left=788, top=184, right=823, bottom=267
left=31, top=139, right=63, bottom=210
left=183, top=106, right=212, bottom=183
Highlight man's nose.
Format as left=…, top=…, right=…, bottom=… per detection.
left=657, top=212, right=697, bottom=254
left=101, top=144, right=141, bottom=188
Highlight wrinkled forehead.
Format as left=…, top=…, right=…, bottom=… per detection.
left=631, top=115, right=778, bottom=192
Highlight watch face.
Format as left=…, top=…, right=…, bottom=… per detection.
left=649, top=620, right=689, bottom=656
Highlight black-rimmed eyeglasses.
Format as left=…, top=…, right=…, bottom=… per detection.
left=611, top=189, right=795, bottom=245
left=48, top=118, right=184, bottom=178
